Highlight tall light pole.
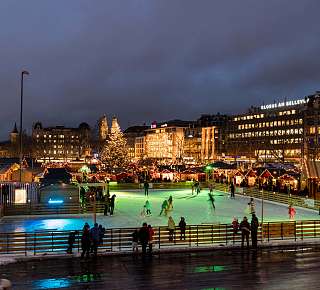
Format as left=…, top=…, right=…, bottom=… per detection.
left=19, top=70, right=30, bottom=182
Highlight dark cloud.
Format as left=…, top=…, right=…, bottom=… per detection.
left=0, top=0, right=320, bottom=139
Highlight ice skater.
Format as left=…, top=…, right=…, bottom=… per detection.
left=144, top=181, right=149, bottom=196
left=167, top=196, right=173, bottom=215
left=230, top=183, right=235, bottom=199
left=288, top=204, right=296, bottom=220
left=195, top=181, right=201, bottom=195
left=159, top=199, right=168, bottom=216
left=208, top=192, right=215, bottom=211
left=208, top=183, right=214, bottom=193
left=248, top=198, right=256, bottom=215
left=145, top=200, right=151, bottom=216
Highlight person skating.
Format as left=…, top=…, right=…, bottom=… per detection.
left=67, top=231, right=76, bottom=254
left=168, top=216, right=176, bottom=242
left=251, top=214, right=259, bottom=249
left=139, top=222, right=149, bottom=256
left=191, top=181, right=195, bottom=195
left=208, top=183, right=214, bottom=194
left=81, top=224, right=91, bottom=259
left=178, top=217, right=186, bottom=240
left=239, top=216, right=251, bottom=249
left=110, top=194, right=116, bottom=215
left=144, top=181, right=149, bottom=196
left=148, top=224, right=154, bottom=255
left=90, top=223, right=100, bottom=257
left=208, top=192, right=215, bottom=211
left=288, top=204, right=296, bottom=220
left=145, top=200, right=151, bottom=216
left=248, top=198, right=255, bottom=215
left=230, top=183, right=235, bottom=199
left=195, top=181, right=201, bottom=195
left=159, top=200, right=168, bottom=216
left=167, top=196, right=173, bottom=215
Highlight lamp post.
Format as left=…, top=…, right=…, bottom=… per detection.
left=19, top=70, right=30, bottom=182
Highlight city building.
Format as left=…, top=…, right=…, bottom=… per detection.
left=225, top=98, right=306, bottom=162
left=32, top=122, right=91, bottom=163
left=0, top=123, right=20, bottom=158
left=123, top=125, right=148, bottom=161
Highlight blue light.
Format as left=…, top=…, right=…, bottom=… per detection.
left=48, top=199, right=64, bottom=204
left=33, top=278, right=71, bottom=289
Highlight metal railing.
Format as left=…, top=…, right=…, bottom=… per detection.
left=1, top=220, right=320, bottom=256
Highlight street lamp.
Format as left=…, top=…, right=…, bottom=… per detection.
left=19, top=70, right=30, bottom=182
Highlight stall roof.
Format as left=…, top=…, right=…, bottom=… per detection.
left=209, top=161, right=237, bottom=170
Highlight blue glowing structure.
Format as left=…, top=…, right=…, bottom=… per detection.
left=48, top=198, right=64, bottom=205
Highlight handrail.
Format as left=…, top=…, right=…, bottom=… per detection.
left=1, top=219, right=320, bottom=256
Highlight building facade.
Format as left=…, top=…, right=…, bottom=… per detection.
left=32, top=122, right=91, bottom=162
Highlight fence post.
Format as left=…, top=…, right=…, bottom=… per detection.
left=268, top=222, right=270, bottom=242
left=6, top=234, right=9, bottom=254
left=314, top=221, right=316, bottom=238
left=294, top=221, right=296, bottom=241
left=51, top=232, right=54, bottom=252
left=78, top=231, right=80, bottom=253
left=158, top=227, right=161, bottom=249
left=34, top=232, right=36, bottom=256
left=196, top=226, right=199, bottom=246
left=281, top=223, right=283, bottom=240
left=189, top=226, right=191, bottom=247
left=225, top=224, right=228, bottom=245
left=211, top=225, right=213, bottom=244
left=111, top=229, right=113, bottom=252
left=119, top=229, right=121, bottom=251
left=25, top=233, right=27, bottom=256
left=301, top=221, right=303, bottom=241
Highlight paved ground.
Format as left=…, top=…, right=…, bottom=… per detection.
left=1, top=189, right=319, bottom=232
left=2, top=246, right=320, bottom=289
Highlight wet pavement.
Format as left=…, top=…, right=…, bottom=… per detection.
left=1, top=246, right=320, bottom=289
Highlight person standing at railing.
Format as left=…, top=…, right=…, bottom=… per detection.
left=139, top=222, right=149, bottom=256
left=168, top=216, right=176, bottom=242
left=90, top=223, right=100, bottom=257
left=81, top=224, right=91, bottom=259
left=179, top=217, right=186, bottom=240
left=67, top=231, right=76, bottom=254
left=132, top=229, right=139, bottom=253
left=232, top=217, right=239, bottom=243
left=251, top=214, right=259, bottom=249
left=239, top=216, right=250, bottom=249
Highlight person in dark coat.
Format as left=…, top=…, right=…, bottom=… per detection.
left=104, top=195, right=110, bottom=216
left=139, top=222, right=149, bottom=256
left=230, top=183, right=235, bottom=199
left=81, top=224, right=91, bottom=258
left=98, top=225, right=105, bottom=246
left=90, top=223, right=100, bottom=257
left=239, top=216, right=251, bottom=249
left=144, top=181, right=149, bottom=196
left=67, top=231, right=76, bottom=254
left=251, top=214, right=259, bottom=248
left=110, top=194, right=116, bottom=215
left=178, top=217, right=186, bottom=240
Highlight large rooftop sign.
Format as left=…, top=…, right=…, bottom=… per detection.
left=260, top=99, right=306, bottom=110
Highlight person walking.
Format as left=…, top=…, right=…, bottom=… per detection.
left=139, top=222, right=149, bottom=256
left=110, top=194, right=116, bottom=215
left=178, top=217, right=186, bottom=240
left=67, top=231, right=76, bottom=254
left=148, top=224, right=154, bottom=254
left=90, top=223, right=100, bottom=257
left=159, top=200, right=168, bottom=216
left=239, top=216, right=251, bottom=249
left=144, top=181, right=149, bottom=196
left=251, top=214, right=259, bottom=249
left=81, top=224, right=91, bottom=259
left=168, top=216, right=175, bottom=242
left=145, top=200, right=151, bottom=216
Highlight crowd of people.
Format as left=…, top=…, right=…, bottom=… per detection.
left=65, top=181, right=299, bottom=258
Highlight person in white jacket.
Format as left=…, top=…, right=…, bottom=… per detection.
left=168, top=216, right=175, bottom=241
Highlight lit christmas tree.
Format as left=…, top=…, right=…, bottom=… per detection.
left=101, top=117, right=130, bottom=170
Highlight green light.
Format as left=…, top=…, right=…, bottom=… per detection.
left=109, top=181, right=118, bottom=185
left=193, top=265, right=226, bottom=273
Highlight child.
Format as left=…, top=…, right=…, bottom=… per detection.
left=145, top=200, right=151, bottom=216
left=288, top=204, right=296, bottom=220
left=140, top=205, right=147, bottom=217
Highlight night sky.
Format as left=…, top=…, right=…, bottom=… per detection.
left=1, top=0, right=320, bottom=140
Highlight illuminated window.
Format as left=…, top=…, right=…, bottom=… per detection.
left=310, top=127, right=316, bottom=134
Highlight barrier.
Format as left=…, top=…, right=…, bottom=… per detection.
left=1, top=220, right=320, bottom=256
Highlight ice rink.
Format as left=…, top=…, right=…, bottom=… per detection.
left=1, top=188, right=319, bottom=232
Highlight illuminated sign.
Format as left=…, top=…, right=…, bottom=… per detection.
left=48, top=198, right=64, bottom=204
left=161, top=123, right=167, bottom=127
left=15, top=189, right=27, bottom=204
left=260, top=99, right=306, bottom=110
